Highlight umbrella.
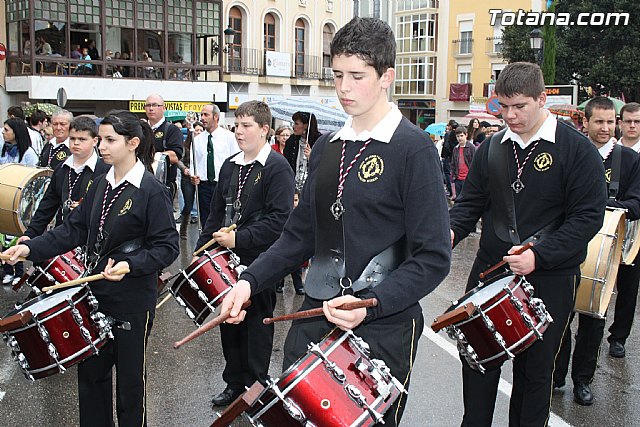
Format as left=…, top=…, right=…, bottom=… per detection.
left=548, top=103, right=583, bottom=118
left=578, top=97, right=625, bottom=115
left=23, top=103, right=59, bottom=117
left=463, top=112, right=503, bottom=125
left=164, top=110, right=187, bottom=121
left=268, top=98, right=348, bottom=131
left=425, top=122, right=447, bottom=137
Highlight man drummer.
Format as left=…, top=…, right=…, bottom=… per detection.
left=554, top=96, right=640, bottom=405
left=21, top=116, right=109, bottom=240
left=449, top=62, right=607, bottom=426
left=214, top=17, right=451, bottom=426
left=38, top=109, right=72, bottom=169
left=607, top=102, right=640, bottom=358
left=193, top=100, right=294, bottom=407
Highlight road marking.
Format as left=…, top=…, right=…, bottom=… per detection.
left=0, top=391, right=5, bottom=401
left=423, top=328, right=573, bottom=427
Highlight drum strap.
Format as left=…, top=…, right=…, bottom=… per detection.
left=488, top=130, right=521, bottom=245
left=608, top=143, right=622, bottom=200
left=224, top=162, right=264, bottom=227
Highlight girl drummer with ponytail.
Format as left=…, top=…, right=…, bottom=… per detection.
left=2, top=110, right=179, bottom=426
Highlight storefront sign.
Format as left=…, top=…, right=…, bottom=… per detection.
left=129, top=101, right=210, bottom=113
left=265, top=51, right=291, bottom=77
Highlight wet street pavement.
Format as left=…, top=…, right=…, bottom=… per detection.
left=0, top=225, right=638, bottom=426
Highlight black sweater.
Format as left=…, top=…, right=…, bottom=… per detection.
left=38, top=142, right=71, bottom=169
left=25, top=171, right=180, bottom=313
left=604, top=145, right=640, bottom=220
left=241, top=118, right=452, bottom=323
left=25, top=157, right=110, bottom=238
left=195, top=149, right=295, bottom=265
left=153, top=121, right=184, bottom=184
left=450, top=121, right=607, bottom=275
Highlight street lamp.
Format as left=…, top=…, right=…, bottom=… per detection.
left=529, top=28, right=544, bottom=66
left=223, top=26, right=235, bottom=54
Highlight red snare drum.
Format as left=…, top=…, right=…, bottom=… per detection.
left=246, top=329, right=405, bottom=427
left=443, top=274, right=552, bottom=372
left=1, top=286, right=112, bottom=380
left=18, top=248, right=85, bottom=293
left=170, top=247, right=244, bottom=326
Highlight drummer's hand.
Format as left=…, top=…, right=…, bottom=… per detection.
left=220, top=279, right=251, bottom=324
left=190, top=175, right=201, bottom=185
left=184, top=168, right=191, bottom=177
left=504, top=246, right=536, bottom=276
left=102, top=258, right=129, bottom=282
left=323, top=295, right=367, bottom=331
left=2, top=245, right=30, bottom=265
left=450, top=229, right=455, bottom=248
left=213, top=229, right=235, bottom=249
left=304, top=144, right=312, bottom=158
left=17, top=235, right=31, bottom=243
left=70, top=201, right=81, bottom=210
left=191, top=256, right=199, bottom=264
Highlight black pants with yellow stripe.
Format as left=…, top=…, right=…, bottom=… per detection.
left=283, top=297, right=424, bottom=427
left=78, top=310, right=154, bottom=427
left=460, top=259, right=576, bottom=427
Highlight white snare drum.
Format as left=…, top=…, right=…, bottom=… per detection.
left=576, top=207, right=625, bottom=318
left=621, top=219, right=640, bottom=265
left=152, top=152, right=168, bottom=184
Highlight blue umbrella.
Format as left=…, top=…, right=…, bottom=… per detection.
left=426, top=122, right=447, bottom=137
left=268, top=98, right=348, bottom=131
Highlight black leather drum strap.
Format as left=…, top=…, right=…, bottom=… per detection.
left=609, top=143, right=622, bottom=200
left=305, top=137, right=347, bottom=300
left=488, top=130, right=521, bottom=245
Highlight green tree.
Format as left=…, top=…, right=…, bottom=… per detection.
left=500, top=23, right=536, bottom=64
left=542, top=1, right=557, bottom=84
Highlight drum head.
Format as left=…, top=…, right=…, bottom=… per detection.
left=451, top=274, right=517, bottom=309
left=0, top=164, right=52, bottom=235
left=4, top=287, right=84, bottom=319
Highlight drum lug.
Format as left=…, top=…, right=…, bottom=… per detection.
left=308, top=342, right=347, bottom=384
left=345, top=384, right=384, bottom=424
left=448, top=325, right=486, bottom=374
left=521, top=278, right=535, bottom=297
left=282, top=398, right=306, bottom=422
left=88, top=295, right=99, bottom=312
left=357, top=357, right=394, bottom=398
left=347, top=332, right=371, bottom=357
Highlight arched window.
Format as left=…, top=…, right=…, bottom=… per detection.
left=264, top=13, right=276, bottom=51
left=294, top=18, right=306, bottom=77
left=322, top=24, right=333, bottom=69
left=229, top=7, right=242, bottom=71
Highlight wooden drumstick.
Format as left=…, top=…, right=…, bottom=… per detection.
left=263, top=298, right=378, bottom=325
left=192, top=224, right=237, bottom=257
left=479, top=241, right=535, bottom=279
left=173, top=300, right=251, bottom=349
left=41, top=268, right=130, bottom=292
left=0, top=253, right=28, bottom=263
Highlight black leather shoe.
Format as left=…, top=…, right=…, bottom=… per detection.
left=295, top=288, right=305, bottom=295
left=573, top=383, right=594, bottom=406
left=211, top=387, right=243, bottom=407
left=175, top=214, right=184, bottom=224
left=275, top=285, right=283, bottom=293
left=190, top=216, right=198, bottom=224
left=609, top=341, right=626, bottom=358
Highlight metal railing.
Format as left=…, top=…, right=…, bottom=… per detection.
left=452, top=38, right=474, bottom=56
left=485, top=36, right=503, bottom=55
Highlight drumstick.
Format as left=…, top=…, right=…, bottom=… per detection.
left=155, top=293, right=172, bottom=309
left=173, top=300, right=251, bottom=349
left=192, top=224, right=237, bottom=256
left=0, top=254, right=28, bottom=262
left=41, top=268, right=130, bottom=292
left=263, top=298, right=378, bottom=325
left=479, top=242, right=535, bottom=279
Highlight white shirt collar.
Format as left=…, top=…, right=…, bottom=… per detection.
left=63, top=151, right=98, bottom=173
left=150, top=117, right=166, bottom=131
left=230, top=142, right=271, bottom=166
left=621, top=137, right=640, bottom=153
left=105, top=160, right=146, bottom=188
left=52, top=137, right=70, bottom=148
left=596, top=137, right=617, bottom=160
left=331, top=102, right=402, bottom=143
left=501, top=110, right=557, bottom=149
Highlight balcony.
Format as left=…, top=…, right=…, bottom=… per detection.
left=485, top=36, right=504, bottom=56
left=222, top=48, right=326, bottom=80
left=449, top=83, right=472, bottom=101
left=452, top=38, right=473, bottom=58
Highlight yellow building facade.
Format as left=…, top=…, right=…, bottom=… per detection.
left=437, top=1, right=546, bottom=124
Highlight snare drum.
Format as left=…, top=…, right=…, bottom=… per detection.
left=17, top=248, right=85, bottom=294
left=438, top=274, right=552, bottom=373
left=576, top=207, right=625, bottom=318
left=0, top=164, right=52, bottom=235
left=621, top=219, right=640, bottom=265
left=245, top=329, right=405, bottom=427
left=0, top=286, right=112, bottom=380
left=170, top=247, right=244, bottom=326
left=152, top=152, right=168, bottom=184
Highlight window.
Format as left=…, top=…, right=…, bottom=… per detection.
left=459, top=20, right=473, bottom=55
left=294, top=19, right=306, bottom=77
left=458, top=65, right=471, bottom=83
left=228, top=7, right=242, bottom=72
left=394, top=56, right=436, bottom=96
left=195, top=0, right=221, bottom=69
left=373, top=0, right=381, bottom=19
left=264, top=13, right=276, bottom=51
left=397, top=0, right=439, bottom=11
left=6, top=0, right=30, bottom=56
left=397, top=13, right=437, bottom=54
left=322, top=24, right=333, bottom=68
